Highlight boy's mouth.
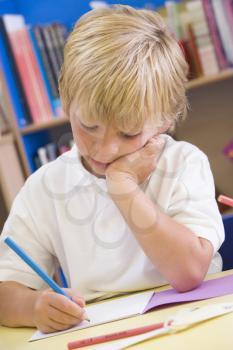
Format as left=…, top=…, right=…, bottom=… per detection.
left=90, top=158, right=111, bottom=168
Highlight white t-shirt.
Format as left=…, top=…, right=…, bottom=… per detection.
left=0, top=135, right=224, bottom=301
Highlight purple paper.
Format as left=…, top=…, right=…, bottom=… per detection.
left=143, top=274, right=233, bottom=313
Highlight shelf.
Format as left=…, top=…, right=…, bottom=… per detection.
left=20, top=116, right=69, bottom=135
left=0, top=133, right=13, bottom=144
left=187, top=69, right=233, bottom=90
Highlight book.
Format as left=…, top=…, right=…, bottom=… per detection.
left=186, top=23, right=203, bottom=78
left=186, top=0, right=219, bottom=76
left=202, top=0, right=229, bottom=70
left=222, top=0, right=233, bottom=42
left=0, top=17, right=32, bottom=128
left=32, top=25, right=59, bottom=99
left=52, top=23, right=68, bottom=64
left=211, top=0, right=233, bottom=65
left=47, top=24, right=64, bottom=68
left=28, top=26, right=62, bottom=117
left=46, top=142, right=58, bottom=161
left=40, top=25, right=61, bottom=86
left=1, top=15, right=53, bottom=124
left=165, top=1, right=183, bottom=40
left=37, top=146, right=49, bottom=166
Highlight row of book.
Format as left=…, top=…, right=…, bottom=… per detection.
left=34, top=138, right=74, bottom=169
left=0, top=14, right=68, bottom=128
left=163, top=0, right=233, bottom=79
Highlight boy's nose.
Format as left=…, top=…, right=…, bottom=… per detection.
left=93, top=138, right=120, bottom=162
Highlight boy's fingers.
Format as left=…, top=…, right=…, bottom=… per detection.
left=63, top=288, right=86, bottom=305
left=46, top=318, right=73, bottom=333
left=141, top=137, right=165, bottom=158
left=72, top=295, right=86, bottom=307
left=48, top=305, right=84, bottom=326
left=49, top=293, right=84, bottom=319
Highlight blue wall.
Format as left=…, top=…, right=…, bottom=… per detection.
left=14, top=0, right=172, bottom=28
left=0, top=0, right=17, bottom=14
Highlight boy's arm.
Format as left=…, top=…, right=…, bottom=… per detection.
left=0, top=281, right=38, bottom=327
left=0, top=281, right=86, bottom=333
left=106, top=137, right=213, bottom=292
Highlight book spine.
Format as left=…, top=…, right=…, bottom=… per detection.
left=222, top=0, right=233, bottom=40
left=28, top=26, right=61, bottom=117
left=47, top=24, right=63, bottom=68
left=32, top=25, right=59, bottom=99
left=211, top=0, right=233, bottom=64
left=198, top=44, right=220, bottom=75
left=186, top=24, right=203, bottom=78
left=0, top=17, right=32, bottom=127
left=13, top=30, right=43, bottom=122
left=3, top=15, right=53, bottom=123
left=186, top=0, right=219, bottom=75
left=165, top=0, right=183, bottom=40
left=202, top=0, right=229, bottom=70
left=40, top=25, right=60, bottom=84
left=21, top=26, right=53, bottom=122
left=52, top=23, right=67, bottom=65
left=46, top=142, right=58, bottom=161
left=37, top=146, right=49, bottom=165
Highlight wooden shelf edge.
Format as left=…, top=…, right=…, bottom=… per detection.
left=187, top=69, right=233, bottom=90
left=20, top=116, right=69, bottom=135
left=0, top=133, right=14, bottom=144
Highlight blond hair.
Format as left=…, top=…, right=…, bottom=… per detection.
left=59, top=5, right=188, bottom=131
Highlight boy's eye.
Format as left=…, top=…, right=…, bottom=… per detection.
left=80, top=122, right=98, bottom=131
left=121, top=132, right=141, bottom=139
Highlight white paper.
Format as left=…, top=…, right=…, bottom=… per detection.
left=29, top=290, right=154, bottom=341
left=91, top=302, right=233, bottom=350
left=170, top=302, right=233, bottom=329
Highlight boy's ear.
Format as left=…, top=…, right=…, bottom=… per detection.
left=158, top=121, right=173, bottom=134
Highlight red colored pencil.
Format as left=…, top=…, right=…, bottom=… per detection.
left=67, top=321, right=167, bottom=349
left=218, top=195, right=233, bottom=208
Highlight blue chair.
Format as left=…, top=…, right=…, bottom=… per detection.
left=219, top=214, right=233, bottom=271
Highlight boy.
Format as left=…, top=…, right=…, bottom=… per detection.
left=0, top=5, right=224, bottom=333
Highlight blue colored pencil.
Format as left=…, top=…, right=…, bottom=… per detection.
left=4, top=236, right=71, bottom=299
left=58, top=267, right=68, bottom=288
left=4, top=236, right=90, bottom=321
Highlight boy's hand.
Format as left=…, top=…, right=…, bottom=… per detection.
left=106, top=136, right=165, bottom=189
left=33, top=288, right=86, bottom=333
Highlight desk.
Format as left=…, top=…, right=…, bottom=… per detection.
left=1, top=270, right=233, bottom=350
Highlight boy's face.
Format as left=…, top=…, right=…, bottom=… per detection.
left=70, top=108, right=161, bottom=178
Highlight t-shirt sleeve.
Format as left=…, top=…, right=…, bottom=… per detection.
left=166, top=148, right=224, bottom=254
left=0, top=180, right=56, bottom=289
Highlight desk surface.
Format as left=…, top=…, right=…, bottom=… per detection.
left=1, top=270, right=233, bottom=350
